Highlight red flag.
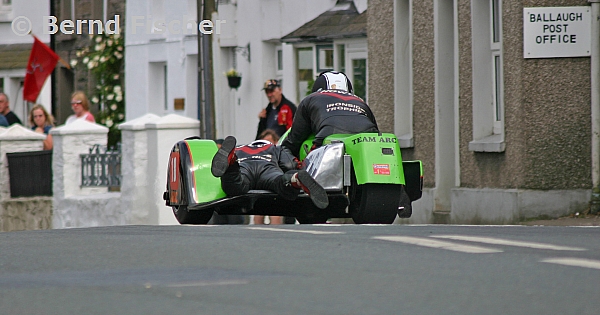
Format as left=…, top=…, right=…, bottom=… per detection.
left=23, top=36, right=59, bottom=102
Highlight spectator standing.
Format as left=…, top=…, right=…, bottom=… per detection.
left=66, top=91, right=95, bottom=124
left=29, top=104, right=55, bottom=150
left=0, top=92, right=22, bottom=125
left=256, top=79, right=296, bottom=140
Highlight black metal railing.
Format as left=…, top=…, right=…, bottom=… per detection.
left=80, top=144, right=122, bottom=188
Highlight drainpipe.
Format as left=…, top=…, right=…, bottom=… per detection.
left=590, top=0, right=600, bottom=214
left=197, top=0, right=204, bottom=136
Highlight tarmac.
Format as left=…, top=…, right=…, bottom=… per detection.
left=518, top=213, right=600, bottom=226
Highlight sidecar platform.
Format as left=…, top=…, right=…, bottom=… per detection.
left=187, top=190, right=351, bottom=220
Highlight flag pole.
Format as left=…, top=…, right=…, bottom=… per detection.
left=29, top=32, right=71, bottom=70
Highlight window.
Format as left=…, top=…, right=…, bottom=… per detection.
left=469, top=0, right=505, bottom=152
left=296, top=47, right=314, bottom=99
left=316, top=45, right=333, bottom=72
left=351, top=58, right=366, bottom=101
left=336, top=44, right=346, bottom=73
left=149, top=62, right=167, bottom=113
left=491, top=0, right=503, bottom=135
left=0, top=0, right=12, bottom=19
left=336, top=40, right=367, bottom=101
left=277, top=49, right=283, bottom=71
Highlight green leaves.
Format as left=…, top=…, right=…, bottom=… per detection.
left=74, top=33, right=125, bottom=149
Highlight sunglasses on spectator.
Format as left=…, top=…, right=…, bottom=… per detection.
left=71, top=101, right=82, bottom=105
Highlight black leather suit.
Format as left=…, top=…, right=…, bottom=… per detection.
left=221, top=140, right=299, bottom=199
left=281, top=89, right=379, bottom=158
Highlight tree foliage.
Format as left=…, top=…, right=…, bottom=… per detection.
left=71, top=33, right=124, bottom=149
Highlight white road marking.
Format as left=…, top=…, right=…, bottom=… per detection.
left=247, top=227, right=344, bottom=235
left=373, top=236, right=502, bottom=253
left=166, top=280, right=249, bottom=288
left=540, top=258, right=600, bottom=270
left=431, top=235, right=587, bottom=251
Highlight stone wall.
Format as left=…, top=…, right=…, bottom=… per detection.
left=0, top=125, right=50, bottom=232
left=3, top=114, right=203, bottom=231
left=49, top=114, right=200, bottom=229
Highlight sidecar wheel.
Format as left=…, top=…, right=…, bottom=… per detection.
left=173, top=205, right=213, bottom=224
left=349, top=183, right=401, bottom=224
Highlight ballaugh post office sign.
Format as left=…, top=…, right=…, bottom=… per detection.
left=524, top=6, right=591, bottom=59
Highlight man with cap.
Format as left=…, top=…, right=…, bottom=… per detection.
left=281, top=71, right=379, bottom=159
left=256, top=79, right=296, bottom=140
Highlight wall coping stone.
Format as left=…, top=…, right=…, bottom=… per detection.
left=0, top=125, right=46, bottom=140
left=119, top=113, right=161, bottom=131
left=145, top=114, right=200, bottom=130
left=50, top=120, right=108, bottom=135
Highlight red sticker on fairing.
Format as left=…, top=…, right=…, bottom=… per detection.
left=169, top=151, right=180, bottom=203
left=373, top=164, right=390, bottom=175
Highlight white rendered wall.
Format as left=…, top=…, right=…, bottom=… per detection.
left=119, top=113, right=161, bottom=224
left=125, top=0, right=199, bottom=122
left=51, top=120, right=116, bottom=228
left=145, top=114, right=200, bottom=225
left=0, top=0, right=50, bottom=44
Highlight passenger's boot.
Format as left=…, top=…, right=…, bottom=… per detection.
left=211, top=136, right=237, bottom=177
left=291, top=170, right=329, bottom=209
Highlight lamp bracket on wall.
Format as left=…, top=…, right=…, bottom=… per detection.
left=234, top=43, right=250, bottom=63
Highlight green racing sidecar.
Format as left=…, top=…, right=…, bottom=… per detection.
left=163, top=132, right=423, bottom=224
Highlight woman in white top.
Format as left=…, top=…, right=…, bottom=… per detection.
left=66, top=91, right=95, bottom=124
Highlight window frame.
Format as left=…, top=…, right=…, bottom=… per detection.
left=0, top=0, right=13, bottom=21
left=469, top=0, right=505, bottom=153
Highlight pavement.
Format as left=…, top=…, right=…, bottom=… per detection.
left=518, top=213, right=600, bottom=226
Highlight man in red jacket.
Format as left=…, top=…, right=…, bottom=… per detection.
left=256, top=79, right=296, bottom=139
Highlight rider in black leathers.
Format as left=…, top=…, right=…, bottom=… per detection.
left=281, top=71, right=379, bottom=158
left=211, top=136, right=329, bottom=209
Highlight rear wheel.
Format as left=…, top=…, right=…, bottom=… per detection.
left=349, top=182, right=400, bottom=224
left=397, top=186, right=412, bottom=218
left=173, top=205, right=213, bottom=224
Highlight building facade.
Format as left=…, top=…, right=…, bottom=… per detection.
left=0, top=0, right=51, bottom=124
left=369, top=0, right=593, bottom=224
left=52, top=0, right=126, bottom=125
left=125, top=0, right=367, bottom=144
